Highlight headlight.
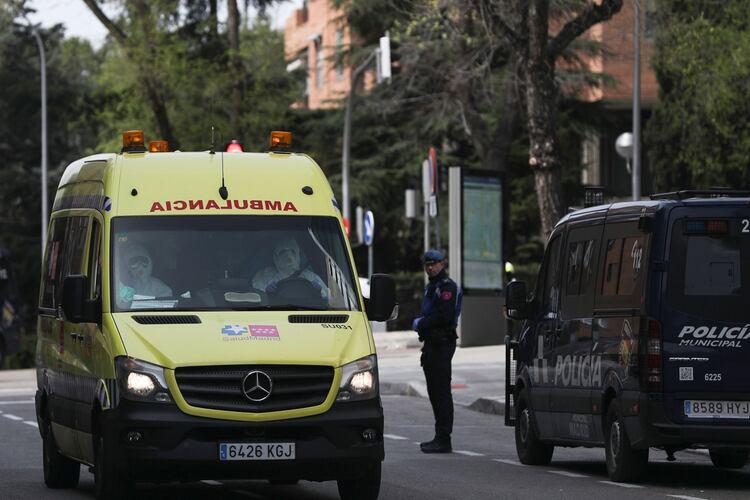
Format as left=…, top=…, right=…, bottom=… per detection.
left=336, top=355, right=378, bottom=402
left=116, top=357, right=172, bottom=403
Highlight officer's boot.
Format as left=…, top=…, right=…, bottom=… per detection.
left=419, top=435, right=452, bottom=453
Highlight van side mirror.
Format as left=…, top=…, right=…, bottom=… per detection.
left=61, top=275, right=99, bottom=324
left=366, top=274, right=398, bottom=322
left=505, top=280, right=529, bottom=320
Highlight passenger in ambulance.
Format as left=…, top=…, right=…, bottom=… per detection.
left=252, top=236, right=329, bottom=301
left=117, top=242, right=173, bottom=302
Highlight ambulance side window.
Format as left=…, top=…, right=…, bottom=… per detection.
left=40, top=219, right=66, bottom=311
left=56, top=217, right=90, bottom=309
left=87, top=219, right=102, bottom=300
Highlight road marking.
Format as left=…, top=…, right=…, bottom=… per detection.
left=492, top=458, right=526, bottom=467
left=667, top=495, right=708, bottom=500
left=0, top=400, right=34, bottom=405
left=383, top=434, right=409, bottom=440
left=599, top=480, right=644, bottom=489
left=23, top=421, right=38, bottom=428
left=201, top=480, right=222, bottom=486
left=548, top=470, right=589, bottom=478
left=455, top=450, right=485, bottom=457
left=2, top=414, right=23, bottom=421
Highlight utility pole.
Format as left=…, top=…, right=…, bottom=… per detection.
left=30, top=25, right=49, bottom=254
left=341, top=50, right=376, bottom=225
left=632, top=0, right=642, bottom=201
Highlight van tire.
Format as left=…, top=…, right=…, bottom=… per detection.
left=515, top=388, right=554, bottom=465
left=94, top=426, right=133, bottom=500
left=709, top=449, right=749, bottom=469
left=336, top=462, right=381, bottom=500
left=42, top=419, right=80, bottom=489
left=605, top=400, right=648, bottom=482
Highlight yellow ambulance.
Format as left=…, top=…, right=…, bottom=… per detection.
left=35, top=130, right=396, bottom=500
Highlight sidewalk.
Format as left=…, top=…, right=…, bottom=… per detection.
left=375, top=330, right=507, bottom=416
left=0, top=332, right=508, bottom=417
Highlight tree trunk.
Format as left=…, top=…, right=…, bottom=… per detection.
left=525, top=0, right=564, bottom=238
left=227, top=0, right=242, bottom=136
left=83, top=0, right=179, bottom=149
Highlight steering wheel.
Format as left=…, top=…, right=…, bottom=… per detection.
left=271, top=277, right=326, bottom=308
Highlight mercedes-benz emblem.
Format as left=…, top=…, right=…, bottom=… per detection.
left=241, top=370, right=273, bottom=402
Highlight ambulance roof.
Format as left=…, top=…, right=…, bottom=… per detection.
left=56, top=151, right=337, bottom=219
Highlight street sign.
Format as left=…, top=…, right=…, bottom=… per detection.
left=342, top=217, right=350, bottom=237
left=364, top=210, right=375, bottom=246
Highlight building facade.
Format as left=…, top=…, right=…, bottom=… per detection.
left=284, top=0, right=352, bottom=109
left=284, top=0, right=659, bottom=196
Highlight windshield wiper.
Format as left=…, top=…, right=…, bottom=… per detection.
left=249, top=304, right=328, bottom=311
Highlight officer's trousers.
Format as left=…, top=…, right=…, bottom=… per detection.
left=421, top=339, right=457, bottom=438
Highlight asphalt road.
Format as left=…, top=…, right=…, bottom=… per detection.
left=1, top=392, right=748, bottom=499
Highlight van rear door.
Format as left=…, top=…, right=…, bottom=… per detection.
left=662, top=207, right=750, bottom=420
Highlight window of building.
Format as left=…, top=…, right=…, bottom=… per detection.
left=334, top=29, right=344, bottom=80
left=315, top=36, right=325, bottom=89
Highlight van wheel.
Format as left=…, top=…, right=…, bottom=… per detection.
left=709, top=449, right=749, bottom=469
left=605, top=401, right=648, bottom=482
left=42, top=419, right=80, bottom=489
left=514, top=388, right=554, bottom=465
left=337, top=462, right=381, bottom=500
left=94, top=426, right=133, bottom=500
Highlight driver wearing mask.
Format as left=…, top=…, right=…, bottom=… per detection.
left=118, top=242, right=173, bottom=302
left=252, top=237, right=329, bottom=300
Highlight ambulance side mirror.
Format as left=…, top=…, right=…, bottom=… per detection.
left=366, top=274, right=398, bottom=322
left=505, top=280, right=529, bottom=320
left=61, top=275, right=99, bottom=324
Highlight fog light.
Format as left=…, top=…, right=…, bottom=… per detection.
left=126, top=431, right=143, bottom=443
left=362, top=428, right=377, bottom=442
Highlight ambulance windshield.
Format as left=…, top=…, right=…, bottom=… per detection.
left=111, top=215, right=359, bottom=312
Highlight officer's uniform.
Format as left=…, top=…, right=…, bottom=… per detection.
left=413, top=250, right=462, bottom=452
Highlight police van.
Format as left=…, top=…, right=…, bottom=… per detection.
left=505, top=190, right=750, bottom=481
left=35, top=130, right=396, bottom=499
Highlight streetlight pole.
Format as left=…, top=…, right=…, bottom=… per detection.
left=30, top=26, right=49, bottom=253
left=341, top=50, right=376, bottom=225
left=632, top=0, right=641, bottom=201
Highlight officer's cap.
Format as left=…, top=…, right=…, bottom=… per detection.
left=423, top=249, right=445, bottom=264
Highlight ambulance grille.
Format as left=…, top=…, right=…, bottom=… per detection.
left=132, top=315, right=201, bottom=325
left=174, top=365, right=334, bottom=413
left=288, top=314, right=348, bottom=324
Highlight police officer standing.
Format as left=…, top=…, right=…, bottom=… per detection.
left=413, top=249, right=462, bottom=453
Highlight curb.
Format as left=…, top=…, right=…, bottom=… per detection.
left=467, top=397, right=505, bottom=416
left=380, top=381, right=505, bottom=417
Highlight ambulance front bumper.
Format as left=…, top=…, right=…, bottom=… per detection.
left=101, top=397, right=384, bottom=482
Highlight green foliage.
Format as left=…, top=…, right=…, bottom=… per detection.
left=646, top=1, right=750, bottom=190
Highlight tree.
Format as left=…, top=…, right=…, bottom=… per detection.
left=646, top=0, right=750, bottom=190
left=492, top=0, right=623, bottom=237
left=1, top=2, right=106, bottom=343
left=341, top=1, right=623, bottom=238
